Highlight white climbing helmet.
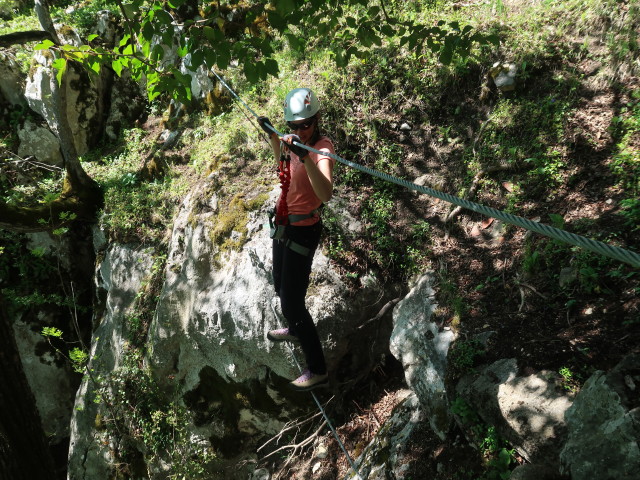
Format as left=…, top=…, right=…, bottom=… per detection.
left=283, top=88, right=320, bottom=121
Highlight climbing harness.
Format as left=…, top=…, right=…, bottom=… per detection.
left=212, top=70, right=640, bottom=268
left=269, top=301, right=364, bottom=480
left=268, top=151, right=323, bottom=257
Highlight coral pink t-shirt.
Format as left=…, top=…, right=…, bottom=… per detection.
left=282, top=136, right=335, bottom=226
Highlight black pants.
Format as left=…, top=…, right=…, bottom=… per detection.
left=272, top=221, right=327, bottom=375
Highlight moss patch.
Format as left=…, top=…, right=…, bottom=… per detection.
left=209, top=191, right=268, bottom=260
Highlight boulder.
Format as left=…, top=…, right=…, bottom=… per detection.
left=559, top=354, right=640, bottom=480
left=17, top=120, right=63, bottom=166
left=490, top=62, right=518, bottom=92
left=181, top=52, right=214, bottom=101
left=12, top=309, right=75, bottom=444
left=457, top=359, right=573, bottom=466
left=390, top=274, right=455, bottom=439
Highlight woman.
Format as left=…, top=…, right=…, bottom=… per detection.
left=258, top=88, right=335, bottom=391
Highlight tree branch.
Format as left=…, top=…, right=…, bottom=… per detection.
left=0, top=30, right=53, bottom=48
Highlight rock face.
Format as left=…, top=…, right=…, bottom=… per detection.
left=67, top=180, right=392, bottom=478
left=104, top=72, right=147, bottom=140
left=560, top=354, right=640, bottom=480
left=25, top=46, right=106, bottom=156
left=67, top=244, right=156, bottom=480
left=0, top=51, right=27, bottom=107
left=345, top=391, right=425, bottom=480
left=457, top=359, right=573, bottom=466
left=389, top=274, right=455, bottom=439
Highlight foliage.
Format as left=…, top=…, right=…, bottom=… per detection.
left=449, top=338, right=485, bottom=377
left=97, top=347, right=217, bottom=479
left=42, top=326, right=89, bottom=373
left=83, top=129, right=191, bottom=244
left=450, top=398, right=516, bottom=479
left=32, top=0, right=498, bottom=103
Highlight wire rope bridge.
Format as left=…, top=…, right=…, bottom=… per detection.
left=212, top=70, right=640, bottom=480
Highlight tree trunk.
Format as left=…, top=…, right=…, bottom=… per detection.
left=0, top=294, right=57, bottom=480
left=34, top=0, right=100, bottom=195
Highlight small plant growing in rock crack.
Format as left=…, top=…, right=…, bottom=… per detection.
left=448, top=338, right=485, bottom=377
left=558, top=366, right=581, bottom=393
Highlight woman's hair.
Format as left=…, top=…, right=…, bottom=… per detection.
left=309, top=112, right=322, bottom=146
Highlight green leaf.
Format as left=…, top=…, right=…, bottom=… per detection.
left=87, top=34, right=99, bottom=42
left=122, top=3, right=137, bottom=19
left=380, top=24, right=394, bottom=37
left=549, top=213, right=565, bottom=229
left=203, top=49, right=217, bottom=68
left=142, top=21, right=155, bottom=41
left=215, top=45, right=231, bottom=69
left=154, top=9, right=173, bottom=26
left=439, top=43, right=453, bottom=65
left=34, top=39, right=55, bottom=50
left=162, top=26, right=175, bottom=47
left=42, top=326, right=63, bottom=338
left=190, top=50, right=205, bottom=69
left=203, top=25, right=223, bottom=43
left=243, top=61, right=258, bottom=83
left=174, top=70, right=192, bottom=88
left=151, top=44, right=165, bottom=61
left=276, top=0, right=296, bottom=16
left=89, top=60, right=101, bottom=75
left=52, top=57, right=66, bottom=86
left=287, top=33, right=303, bottom=51
left=268, top=11, right=286, bottom=30
left=346, top=16, right=357, bottom=28
left=168, top=0, right=187, bottom=8
left=264, top=58, right=279, bottom=76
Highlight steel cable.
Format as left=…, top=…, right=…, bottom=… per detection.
left=212, top=70, right=640, bottom=268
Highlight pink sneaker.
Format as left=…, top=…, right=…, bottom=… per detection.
left=290, top=369, right=329, bottom=391
left=267, top=328, right=298, bottom=343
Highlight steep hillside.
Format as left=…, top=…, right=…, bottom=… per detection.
left=1, top=0, right=638, bottom=478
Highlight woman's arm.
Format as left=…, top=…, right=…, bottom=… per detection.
left=301, top=155, right=333, bottom=202
left=268, top=133, right=281, bottom=162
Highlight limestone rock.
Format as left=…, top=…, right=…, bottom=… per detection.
left=457, top=359, right=573, bottom=465
left=104, top=71, right=147, bottom=140
left=67, top=244, right=156, bottom=480
left=25, top=40, right=106, bottom=155
left=0, top=51, right=26, bottom=107
left=344, top=390, right=423, bottom=479
left=13, top=310, right=75, bottom=444
left=390, top=274, right=455, bottom=439
left=490, top=62, right=518, bottom=92
left=93, top=10, right=119, bottom=47
left=17, top=120, right=63, bottom=166
left=560, top=354, right=640, bottom=480
left=509, top=464, right=565, bottom=480
left=148, top=180, right=388, bottom=391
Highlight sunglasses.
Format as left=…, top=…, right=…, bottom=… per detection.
left=287, top=116, right=316, bottom=131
